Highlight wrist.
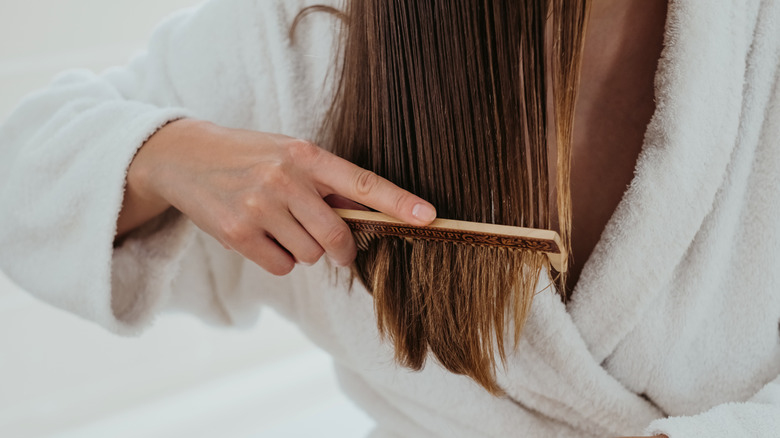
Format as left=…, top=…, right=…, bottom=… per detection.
left=118, top=118, right=212, bottom=237
left=131, top=118, right=216, bottom=208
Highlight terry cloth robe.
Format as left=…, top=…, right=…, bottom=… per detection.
left=1, top=0, right=779, bottom=436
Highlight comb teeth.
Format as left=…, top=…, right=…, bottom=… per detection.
left=336, top=208, right=567, bottom=273
left=352, top=229, right=415, bottom=251
left=352, top=230, right=376, bottom=251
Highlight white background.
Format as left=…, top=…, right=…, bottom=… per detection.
left=0, top=1, right=374, bottom=436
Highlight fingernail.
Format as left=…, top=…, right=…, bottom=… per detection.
left=412, top=203, right=436, bottom=222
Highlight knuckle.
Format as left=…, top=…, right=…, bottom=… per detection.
left=238, top=193, right=270, bottom=222
left=240, top=193, right=262, bottom=212
left=260, top=162, right=292, bottom=188
left=218, top=219, right=252, bottom=245
left=324, top=224, right=353, bottom=250
left=286, top=139, right=321, bottom=164
left=353, top=169, right=380, bottom=197
left=393, top=192, right=410, bottom=215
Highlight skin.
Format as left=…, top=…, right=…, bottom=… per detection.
left=563, top=1, right=670, bottom=437
left=550, top=0, right=669, bottom=298
left=117, top=120, right=437, bottom=273
left=117, top=1, right=669, bottom=435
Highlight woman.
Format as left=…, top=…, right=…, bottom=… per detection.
left=0, top=0, right=778, bottom=436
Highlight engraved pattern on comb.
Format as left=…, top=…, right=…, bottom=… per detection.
left=343, top=218, right=560, bottom=253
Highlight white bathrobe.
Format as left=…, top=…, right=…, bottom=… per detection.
left=1, top=0, right=778, bottom=436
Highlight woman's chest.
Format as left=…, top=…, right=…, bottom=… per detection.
left=565, top=89, right=655, bottom=291
left=553, top=0, right=668, bottom=292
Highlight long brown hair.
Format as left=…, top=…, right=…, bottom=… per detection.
left=293, top=0, right=588, bottom=394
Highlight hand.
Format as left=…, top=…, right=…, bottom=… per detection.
left=118, top=119, right=436, bottom=275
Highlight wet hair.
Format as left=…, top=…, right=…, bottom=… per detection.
left=292, top=0, right=589, bottom=394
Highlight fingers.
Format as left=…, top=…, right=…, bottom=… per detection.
left=218, top=192, right=354, bottom=269
left=229, top=205, right=354, bottom=269
left=213, top=211, right=296, bottom=275
left=200, top=135, right=436, bottom=277
left=221, top=205, right=329, bottom=269
left=265, top=212, right=326, bottom=266
left=235, top=233, right=296, bottom=276
left=311, top=152, right=437, bottom=226
left=324, top=194, right=369, bottom=211
left=290, top=194, right=357, bottom=266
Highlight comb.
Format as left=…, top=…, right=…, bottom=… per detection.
left=334, top=208, right=567, bottom=273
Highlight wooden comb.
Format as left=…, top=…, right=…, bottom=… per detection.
left=334, top=208, right=567, bottom=273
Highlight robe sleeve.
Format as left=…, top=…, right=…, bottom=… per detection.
left=0, top=0, right=310, bottom=334
left=645, top=376, right=780, bottom=437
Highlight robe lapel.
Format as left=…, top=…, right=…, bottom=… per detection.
left=499, top=0, right=762, bottom=434
left=499, top=285, right=664, bottom=436
left=567, top=0, right=759, bottom=363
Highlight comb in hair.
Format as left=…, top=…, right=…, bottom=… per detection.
left=335, top=208, right=567, bottom=273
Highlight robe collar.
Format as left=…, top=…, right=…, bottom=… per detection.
left=498, top=1, right=760, bottom=434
